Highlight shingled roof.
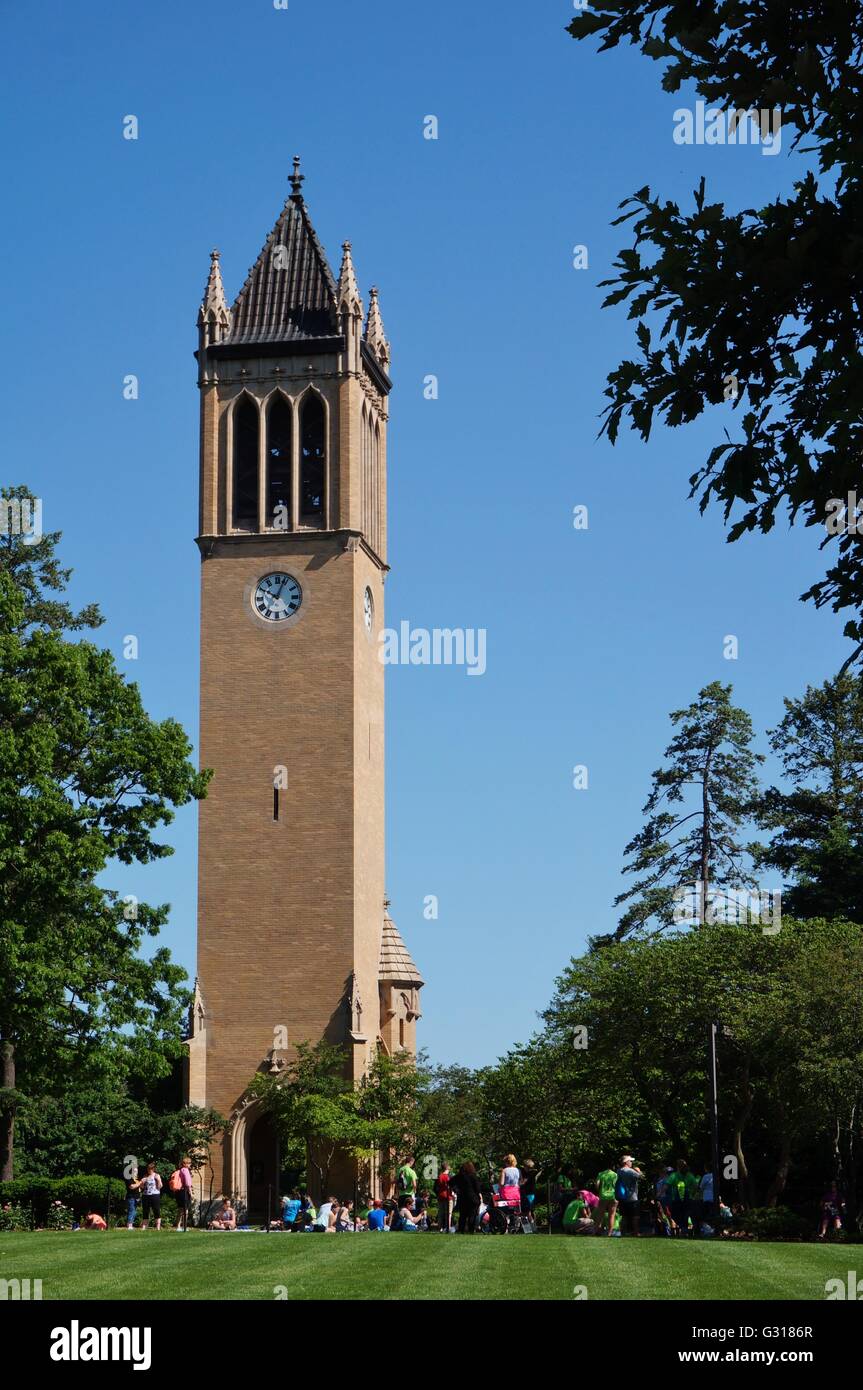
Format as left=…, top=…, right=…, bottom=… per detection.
left=379, top=911, right=424, bottom=986
left=224, top=157, right=341, bottom=349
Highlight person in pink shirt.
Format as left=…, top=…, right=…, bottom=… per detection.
left=173, top=1157, right=194, bottom=1231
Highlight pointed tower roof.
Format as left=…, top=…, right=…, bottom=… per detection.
left=223, top=157, right=341, bottom=349
left=379, top=909, right=424, bottom=986
left=198, top=249, right=230, bottom=328
left=364, top=286, right=391, bottom=369
left=337, top=240, right=363, bottom=319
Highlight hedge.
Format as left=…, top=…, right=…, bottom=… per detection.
left=0, top=1175, right=127, bottom=1221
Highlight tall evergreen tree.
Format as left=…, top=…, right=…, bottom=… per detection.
left=611, top=682, right=763, bottom=941
left=752, top=674, right=863, bottom=922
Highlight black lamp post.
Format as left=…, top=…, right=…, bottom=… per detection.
left=708, top=1021, right=722, bottom=1223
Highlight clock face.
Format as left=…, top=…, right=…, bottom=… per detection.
left=253, top=572, right=302, bottom=623
left=363, top=586, right=374, bottom=634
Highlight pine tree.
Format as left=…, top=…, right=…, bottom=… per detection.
left=611, top=682, right=763, bottom=941
left=752, top=674, right=863, bottom=922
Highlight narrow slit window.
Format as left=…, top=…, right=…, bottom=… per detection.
left=273, top=787, right=279, bottom=821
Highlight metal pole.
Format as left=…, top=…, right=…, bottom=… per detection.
left=708, top=1021, right=721, bottom=1224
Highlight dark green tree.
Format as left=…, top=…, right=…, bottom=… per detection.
left=568, top=3, right=863, bottom=664
left=612, top=682, right=762, bottom=940
left=0, top=568, right=210, bottom=1179
left=752, top=674, right=863, bottom=921
left=544, top=919, right=863, bottom=1212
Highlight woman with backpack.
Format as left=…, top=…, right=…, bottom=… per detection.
left=170, top=1157, right=193, bottom=1231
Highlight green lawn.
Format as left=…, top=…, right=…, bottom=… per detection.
left=0, top=1231, right=852, bottom=1300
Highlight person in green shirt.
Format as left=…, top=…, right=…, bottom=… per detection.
left=396, top=1158, right=418, bottom=1202
left=596, top=1165, right=619, bottom=1236
left=666, top=1160, right=699, bottom=1236
left=562, top=1195, right=593, bottom=1234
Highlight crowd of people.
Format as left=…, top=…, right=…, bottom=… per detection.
left=554, top=1157, right=720, bottom=1237
left=114, top=1153, right=848, bottom=1239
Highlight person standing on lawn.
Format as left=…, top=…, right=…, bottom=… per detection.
left=396, top=1157, right=418, bottom=1205
left=596, top=1162, right=619, bottom=1236
left=171, top=1157, right=193, bottom=1231
left=124, top=1167, right=142, bottom=1230
left=520, top=1158, right=538, bottom=1217
left=667, top=1160, right=699, bottom=1236
left=818, top=1181, right=845, bottom=1238
left=434, top=1161, right=453, bottom=1232
left=140, top=1162, right=163, bottom=1231
left=452, top=1161, right=482, bottom=1234
left=615, top=1156, right=644, bottom=1235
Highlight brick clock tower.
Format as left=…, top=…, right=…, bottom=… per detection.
left=186, top=160, right=423, bottom=1214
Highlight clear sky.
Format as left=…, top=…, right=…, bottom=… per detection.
left=1, top=1, right=846, bottom=1070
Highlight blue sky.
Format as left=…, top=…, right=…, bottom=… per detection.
left=1, top=1, right=847, bottom=1069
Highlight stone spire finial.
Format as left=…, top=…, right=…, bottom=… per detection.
left=289, top=154, right=305, bottom=201
left=198, top=248, right=230, bottom=342
left=364, top=286, right=391, bottom=369
left=337, top=240, right=363, bottom=319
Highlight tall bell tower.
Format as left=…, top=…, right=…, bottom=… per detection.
left=186, top=160, right=423, bottom=1212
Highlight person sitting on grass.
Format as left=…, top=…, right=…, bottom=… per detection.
left=394, top=1196, right=422, bottom=1231
left=367, top=1199, right=389, bottom=1231
left=281, top=1189, right=302, bottom=1228
left=311, top=1197, right=338, bottom=1233
left=82, top=1210, right=107, bottom=1230
left=337, top=1200, right=361, bottom=1232
left=209, top=1198, right=237, bottom=1230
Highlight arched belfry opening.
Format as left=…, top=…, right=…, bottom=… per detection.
left=233, top=395, right=259, bottom=530
left=300, top=391, right=325, bottom=525
left=266, top=393, right=293, bottom=529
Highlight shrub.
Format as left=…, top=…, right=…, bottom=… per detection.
left=736, top=1207, right=812, bottom=1241
left=0, top=1175, right=127, bottom=1223
left=0, top=1202, right=33, bottom=1231
left=0, top=1177, right=53, bottom=1220
left=44, top=1200, right=75, bottom=1230
left=55, top=1175, right=126, bottom=1218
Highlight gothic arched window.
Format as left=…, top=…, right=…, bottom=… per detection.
left=233, top=396, right=259, bottom=530
left=300, top=393, right=325, bottom=525
left=266, top=395, right=292, bottom=529
left=373, top=420, right=381, bottom=553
